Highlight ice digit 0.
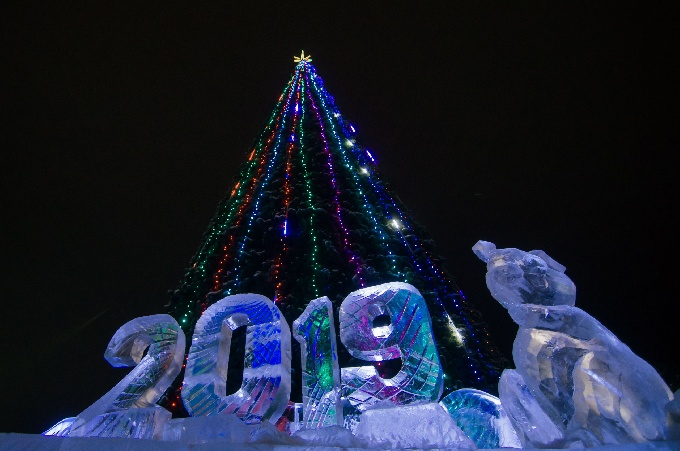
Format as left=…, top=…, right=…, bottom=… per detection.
left=181, top=294, right=291, bottom=424
left=292, top=296, right=342, bottom=428
left=339, top=282, right=443, bottom=425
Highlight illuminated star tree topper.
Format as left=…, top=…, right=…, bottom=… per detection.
left=293, top=50, right=312, bottom=63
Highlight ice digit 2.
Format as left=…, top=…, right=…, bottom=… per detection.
left=339, top=282, right=444, bottom=412
left=292, top=296, right=342, bottom=428
left=182, top=293, right=292, bottom=424
left=67, top=314, right=185, bottom=438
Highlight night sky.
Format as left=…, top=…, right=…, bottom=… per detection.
left=1, top=3, right=677, bottom=434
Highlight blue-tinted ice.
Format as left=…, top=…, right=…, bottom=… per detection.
left=181, top=293, right=291, bottom=424
left=440, top=388, right=521, bottom=449
left=292, top=296, right=342, bottom=429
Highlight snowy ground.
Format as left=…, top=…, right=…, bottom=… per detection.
left=2, top=433, right=679, bottom=450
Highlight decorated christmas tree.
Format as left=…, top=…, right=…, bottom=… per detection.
left=162, top=53, right=507, bottom=414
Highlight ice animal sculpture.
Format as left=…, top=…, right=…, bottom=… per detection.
left=473, top=240, right=675, bottom=448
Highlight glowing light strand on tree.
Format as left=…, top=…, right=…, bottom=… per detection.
left=296, top=67, right=320, bottom=298
left=210, top=82, right=299, bottom=296
left=272, top=79, right=303, bottom=303
left=172, top=78, right=298, bottom=326
left=330, top=118, right=495, bottom=381
left=307, top=67, right=400, bottom=278
left=210, top=134, right=286, bottom=294
left=229, top=70, right=302, bottom=292
left=302, top=65, right=364, bottom=285
left=194, top=78, right=294, bottom=284
left=383, top=195, right=492, bottom=381
left=321, top=91, right=499, bottom=383
left=357, top=161, right=497, bottom=383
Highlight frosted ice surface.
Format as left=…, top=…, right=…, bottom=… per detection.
left=68, top=406, right=170, bottom=440
left=182, top=293, right=291, bottom=424
left=507, top=303, right=609, bottom=340
left=354, top=402, right=477, bottom=449
left=473, top=240, right=576, bottom=308
left=510, top=305, right=673, bottom=445
left=42, top=417, right=75, bottom=436
left=161, top=413, right=293, bottom=445
left=65, top=314, right=184, bottom=438
left=292, top=425, right=370, bottom=448
left=666, top=390, right=680, bottom=441
left=4, top=431, right=680, bottom=449
left=499, top=369, right=565, bottom=447
left=439, top=388, right=521, bottom=449
left=292, top=296, right=342, bottom=429
left=339, top=282, right=443, bottom=425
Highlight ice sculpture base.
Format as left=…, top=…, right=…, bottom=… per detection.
left=4, top=431, right=680, bottom=450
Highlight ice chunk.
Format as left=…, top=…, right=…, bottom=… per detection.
left=338, top=283, right=443, bottom=426
left=67, top=406, right=170, bottom=440
left=507, top=303, right=608, bottom=341
left=499, top=369, right=565, bottom=447
left=161, top=414, right=294, bottom=445
left=292, top=296, right=342, bottom=429
left=472, top=240, right=496, bottom=262
left=354, top=402, right=477, bottom=449
left=510, top=305, right=673, bottom=444
left=42, top=417, right=75, bottom=436
left=666, top=390, right=680, bottom=441
left=439, top=388, right=521, bottom=449
left=513, top=327, right=587, bottom=427
left=571, top=343, right=672, bottom=443
left=65, top=314, right=184, bottom=438
left=472, top=240, right=576, bottom=308
left=182, top=293, right=292, bottom=424
left=292, top=425, right=370, bottom=448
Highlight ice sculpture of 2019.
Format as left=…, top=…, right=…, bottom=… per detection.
left=181, top=293, right=292, bottom=424
left=473, top=240, right=676, bottom=448
left=292, top=296, right=342, bottom=429
left=339, top=282, right=444, bottom=429
left=42, top=262, right=677, bottom=448
left=65, top=314, right=185, bottom=439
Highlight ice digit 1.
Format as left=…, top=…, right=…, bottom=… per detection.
left=182, top=293, right=291, bottom=424
left=339, top=283, right=444, bottom=415
left=292, top=296, right=342, bottom=428
left=67, top=314, right=185, bottom=438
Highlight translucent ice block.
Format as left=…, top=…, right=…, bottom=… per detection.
left=440, top=388, right=521, bottom=448
left=292, top=296, right=342, bottom=429
left=182, top=293, right=291, bottom=424
left=66, top=314, right=184, bottom=438
left=339, top=282, right=443, bottom=424
left=499, top=369, right=565, bottom=447
left=473, top=240, right=576, bottom=308
left=353, top=402, right=476, bottom=449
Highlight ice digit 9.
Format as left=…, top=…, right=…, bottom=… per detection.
left=181, top=294, right=291, bottom=424
left=339, top=283, right=444, bottom=423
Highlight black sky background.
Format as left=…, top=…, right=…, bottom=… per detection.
left=1, top=2, right=677, bottom=434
